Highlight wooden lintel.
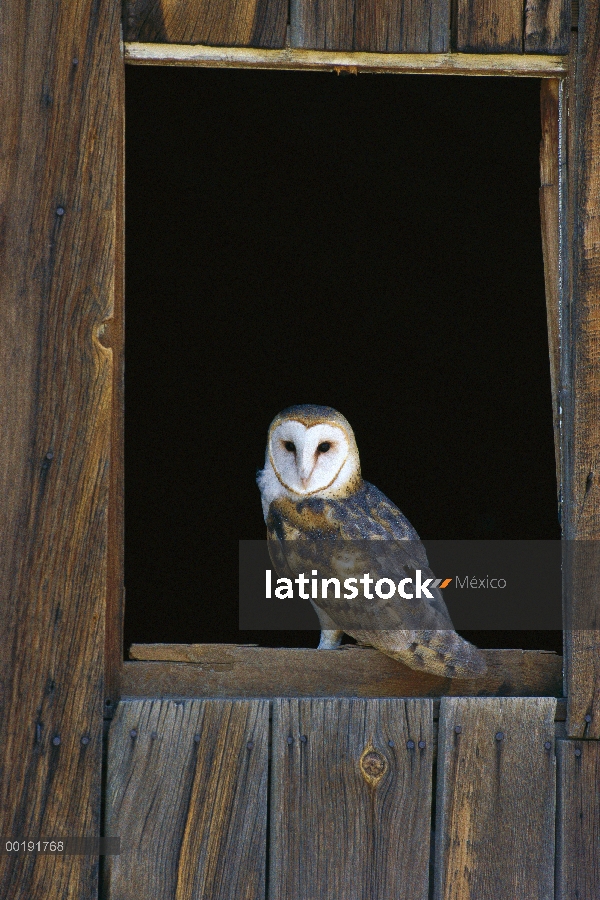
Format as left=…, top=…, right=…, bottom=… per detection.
left=124, top=44, right=567, bottom=76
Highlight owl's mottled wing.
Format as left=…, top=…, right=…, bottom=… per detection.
left=267, top=483, right=453, bottom=631
left=266, top=482, right=486, bottom=678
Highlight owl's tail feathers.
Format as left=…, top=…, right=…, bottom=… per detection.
left=354, top=629, right=487, bottom=679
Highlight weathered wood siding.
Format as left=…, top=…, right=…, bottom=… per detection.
left=525, top=0, right=572, bottom=52
left=556, top=739, right=600, bottom=898
left=124, top=0, right=288, bottom=47
left=434, top=697, right=557, bottom=899
left=456, top=0, right=570, bottom=53
left=270, top=699, right=433, bottom=900
left=456, top=0, right=525, bottom=52
left=0, top=0, right=121, bottom=896
left=105, top=27, right=126, bottom=715
left=104, top=699, right=269, bottom=899
left=123, top=0, right=570, bottom=51
left=563, top=0, right=600, bottom=739
left=289, top=0, right=450, bottom=52
left=105, top=696, right=569, bottom=898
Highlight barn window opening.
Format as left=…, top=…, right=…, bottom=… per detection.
left=124, top=66, right=561, bottom=657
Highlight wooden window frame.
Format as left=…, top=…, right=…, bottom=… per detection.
left=110, top=49, right=569, bottom=709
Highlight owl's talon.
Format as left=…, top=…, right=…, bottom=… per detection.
left=317, top=629, right=344, bottom=650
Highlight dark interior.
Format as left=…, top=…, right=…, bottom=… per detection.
left=124, top=66, right=561, bottom=655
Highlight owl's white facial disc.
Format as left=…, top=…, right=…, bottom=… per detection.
left=269, top=421, right=350, bottom=496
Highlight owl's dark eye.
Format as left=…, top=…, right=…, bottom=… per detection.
left=317, top=442, right=331, bottom=453
left=284, top=441, right=296, bottom=453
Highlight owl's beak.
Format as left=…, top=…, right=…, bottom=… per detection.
left=298, top=450, right=315, bottom=489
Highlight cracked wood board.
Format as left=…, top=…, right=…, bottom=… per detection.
left=104, top=699, right=269, bottom=900
left=434, top=697, right=556, bottom=899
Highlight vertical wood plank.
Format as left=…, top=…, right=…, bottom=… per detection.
left=290, top=0, right=354, bottom=51
left=455, top=0, right=525, bottom=52
left=525, top=0, right=571, bottom=53
left=456, top=0, right=570, bottom=53
left=539, top=78, right=562, bottom=503
left=270, top=698, right=433, bottom=900
left=434, top=698, right=557, bottom=900
left=0, top=0, right=121, bottom=897
left=105, top=29, right=126, bottom=716
left=104, top=699, right=269, bottom=900
left=124, top=0, right=288, bottom=48
left=290, top=0, right=450, bottom=52
left=354, top=0, right=450, bottom=52
left=563, top=0, right=600, bottom=739
left=556, top=739, right=600, bottom=898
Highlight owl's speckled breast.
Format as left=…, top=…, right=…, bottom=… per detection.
left=267, top=481, right=421, bottom=543
left=267, top=495, right=337, bottom=542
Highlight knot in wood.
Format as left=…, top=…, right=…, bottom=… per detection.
left=362, top=751, right=385, bottom=777
left=359, top=743, right=388, bottom=786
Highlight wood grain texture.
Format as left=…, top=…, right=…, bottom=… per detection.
left=0, top=0, right=120, bottom=897
left=124, top=43, right=568, bottom=72
left=105, top=35, right=126, bottom=717
left=290, top=0, right=450, bottom=52
left=124, top=0, right=288, bottom=48
left=270, top=698, right=433, bottom=900
left=455, top=0, right=525, bottom=52
left=434, top=697, right=557, bottom=899
left=556, top=739, right=600, bottom=898
left=525, top=0, right=571, bottom=53
left=126, top=645, right=563, bottom=698
left=456, top=0, right=569, bottom=52
left=563, top=0, right=600, bottom=738
left=104, top=699, right=268, bottom=900
left=540, top=78, right=562, bottom=502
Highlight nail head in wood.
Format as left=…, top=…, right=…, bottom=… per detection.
left=407, top=740, right=415, bottom=749
left=388, top=740, right=394, bottom=747
left=193, top=734, right=200, bottom=743
left=150, top=731, right=158, bottom=740
left=130, top=729, right=137, bottom=739
left=575, top=748, right=582, bottom=757
left=247, top=740, right=254, bottom=750
left=300, top=735, right=307, bottom=743
left=418, top=740, right=426, bottom=749
left=544, top=741, right=552, bottom=750
left=81, top=735, right=89, bottom=745
left=495, top=731, right=504, bottom=741
left=287, top=736, right=293, bottom=744
left=45, top=451, right=54, bottom=460
left=56, top=207, right=65, bottom=216
left=454, top=725, right=462, bottom=734
left=585, top=714, right=592, bottom=723
left=52, top=735, right=61, bottom=746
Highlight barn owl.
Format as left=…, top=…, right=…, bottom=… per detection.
left=257, top=404, right=486, bottom=678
